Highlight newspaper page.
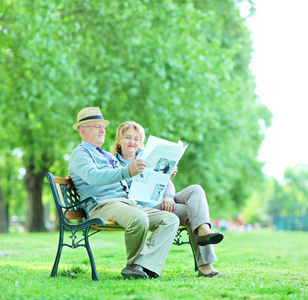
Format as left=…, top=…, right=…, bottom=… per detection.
left=128, top=135, right=188, bottom=203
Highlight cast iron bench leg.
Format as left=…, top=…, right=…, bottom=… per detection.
left=84, top=227, right=100, bottom=281
left=189, top=237, right=198, bottom=271
left=51, top=225, right=64, bottom=277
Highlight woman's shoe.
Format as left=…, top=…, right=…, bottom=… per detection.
left=197, top=232, right=224, bottom=246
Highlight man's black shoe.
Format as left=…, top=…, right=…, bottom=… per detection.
left=121, top=264, right=149, bottom=279
left=143, top=267, right=161, bottom=278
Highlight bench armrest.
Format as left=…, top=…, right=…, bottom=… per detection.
left=60, top=197, right=98, bottom=220
left=75, top=197, right=98, bottom=219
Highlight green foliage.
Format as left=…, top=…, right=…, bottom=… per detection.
left=282, top=165, right=308, bottom=214
left=242, top=190, right=268, bottom=224
left=1, top=0, right=271, bottom=227
left=242, top=164, right=308, bottom=224
left=269, top=164, right=308, bottom=217
left=0, top=230, right=307, bottom=299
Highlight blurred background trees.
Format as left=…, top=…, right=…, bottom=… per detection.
left=0, top=0, right=277, bottom=232
left=243, top=164, right=308, bottom=227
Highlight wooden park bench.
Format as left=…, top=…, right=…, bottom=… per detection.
left=45, top=172, right=197, bottom=281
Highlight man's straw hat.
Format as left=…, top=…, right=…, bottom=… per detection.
left=73, top=107, right=110, bottom=131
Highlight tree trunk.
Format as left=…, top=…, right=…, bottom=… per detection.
left=0, top=186, right=9, bottom=233
left=24, top=163, right=48, bottom=232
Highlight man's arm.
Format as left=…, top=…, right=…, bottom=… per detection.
left=69, top=147, right=131, bottom=186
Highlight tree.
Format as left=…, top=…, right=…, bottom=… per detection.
left=0, top=150, right=26, bottom=233
left=1, top=0, right=85, bottom=231
left=281, top=164, right=308, bottom=216
left=266, top=165, right=308, bottom=218
left=241, top=164, right=308, bottom=225
left=1, top=0, right=270, bottom=230
left=0, top=187, right=8, bottom=233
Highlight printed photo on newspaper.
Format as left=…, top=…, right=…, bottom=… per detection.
left=128, top=135, right=189, bottom=203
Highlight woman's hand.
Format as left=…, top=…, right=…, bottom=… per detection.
left=128, top=159, right=146, bottom=177
left=161, top=196, right=176, bottom=212
left=171, top=166, right=178, bottom=179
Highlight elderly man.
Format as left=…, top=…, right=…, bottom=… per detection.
left=68, top=107, right=179, bottom=279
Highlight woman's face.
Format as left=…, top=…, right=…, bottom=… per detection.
left=119, top=128, right=142, bottom=157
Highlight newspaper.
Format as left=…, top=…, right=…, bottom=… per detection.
left=128, top=135, right=189, bottom=203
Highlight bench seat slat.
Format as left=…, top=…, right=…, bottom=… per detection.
left=65, top=210, right=187, bottom=231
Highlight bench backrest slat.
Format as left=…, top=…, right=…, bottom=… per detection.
left=46, top=172, right=86, bottom=222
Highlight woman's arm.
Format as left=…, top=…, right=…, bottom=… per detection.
left=162, top=180, right=176, bottom=212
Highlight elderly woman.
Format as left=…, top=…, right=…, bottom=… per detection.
left=111, top=121, right=224, bottom=277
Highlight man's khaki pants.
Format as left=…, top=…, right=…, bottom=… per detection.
left=90, top=197, right=179, bottom=275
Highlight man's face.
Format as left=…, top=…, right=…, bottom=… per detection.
left=80, top=121, right=107, bottom=147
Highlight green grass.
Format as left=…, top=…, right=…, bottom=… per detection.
left=0, top=229, right=307, bottom=299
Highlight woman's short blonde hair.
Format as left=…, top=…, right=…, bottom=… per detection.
left=111, top=121, right=145, bottom=156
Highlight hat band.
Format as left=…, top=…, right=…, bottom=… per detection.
left=78, top=115, right=104, bottom=122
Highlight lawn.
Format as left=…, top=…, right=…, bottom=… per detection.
left=0, top=229, right=307, bottom=300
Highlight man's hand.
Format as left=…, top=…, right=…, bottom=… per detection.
left=128, top=159, right=146, bottom=177
left=161, top=197, right=176, bottom=212
left=65, top=175, right=71, bottom=187
left=171, top=166, right=178, bottom=179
